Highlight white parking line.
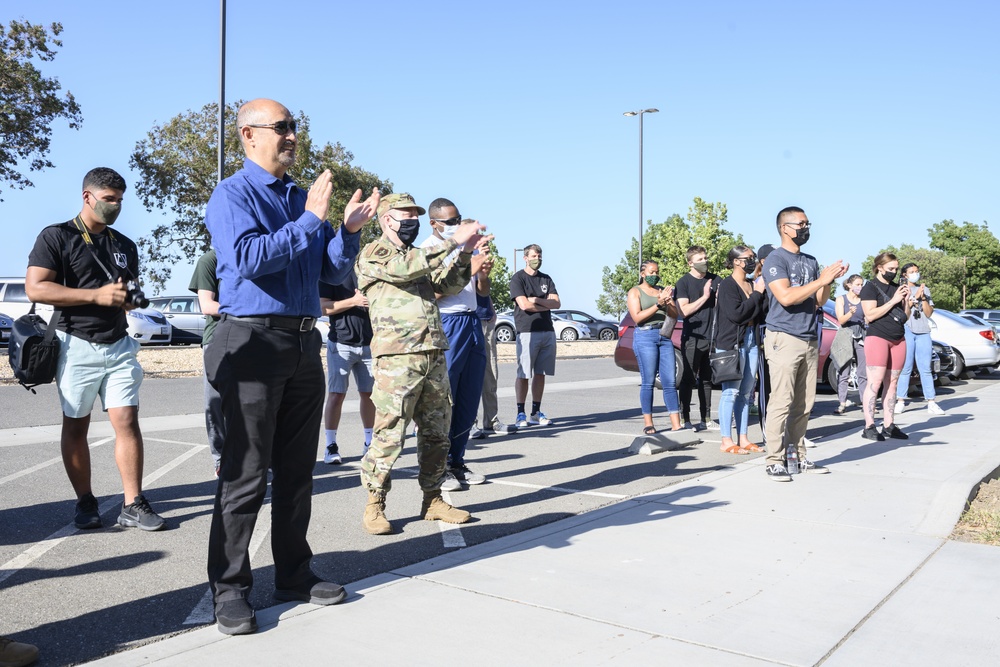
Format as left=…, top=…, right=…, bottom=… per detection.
left=0, top=444, right=204, bottom=586
left=488, top=479, right=627, bottom=499
left=0, top=437, right=113, bottom=487
left=438, top=491, right=466, bottom=548
left=184, top=502, right=272, bottom=625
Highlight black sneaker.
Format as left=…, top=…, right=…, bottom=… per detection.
left=800, top=459, right=830, bottom=474
left=448, top=464, right=486, bottom=485
left=216, top=598, right=257, bottom=635
left=118, top=494, right=165, bottom=531
left=881, top=424, right=909, bottom=440
left=74, top=492, right=102, bottom=529
left=323, top=443, right=342, bottom=465
left=274, top=578, right=346, bottom=606
left=862, top=425, right=886, bottom=441
left=765, top=464, right=792, bottom=482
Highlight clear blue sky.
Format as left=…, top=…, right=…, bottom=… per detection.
left=2, top=1, right=997, bottom=313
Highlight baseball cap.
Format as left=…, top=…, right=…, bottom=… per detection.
left=757, top=244, right=775, bottom=261
left=377, top=192, right=426, bottom=216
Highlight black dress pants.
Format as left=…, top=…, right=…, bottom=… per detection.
left=679, top=336, right=713, bottom=422
left=205, top=318, right=325, bottom=603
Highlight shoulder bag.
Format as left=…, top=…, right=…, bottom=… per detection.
left=8, top=303, right=62, bottom=393
left=708, top=285, right=743, bottom=384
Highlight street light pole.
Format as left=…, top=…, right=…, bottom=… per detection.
left=217, top=0, right=227, bottom=184
left=514, top=248, right=524, bottom=273
left=623, top=108, right=659, bottom=272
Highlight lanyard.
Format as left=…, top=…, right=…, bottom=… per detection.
left=72, top=216, right=123, bottom=282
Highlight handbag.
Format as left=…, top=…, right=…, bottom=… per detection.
left=8, top=304, right=62, bottom=393
left=659, top=313, right=677, bottom=338
left=708, top=288, right=743, bottom=384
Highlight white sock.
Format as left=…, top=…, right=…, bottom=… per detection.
left=363, top=428, right=373, bottom=445
left=325, top=429, right=337, bottom=447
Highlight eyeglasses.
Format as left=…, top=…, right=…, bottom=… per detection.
left=738, top=255, right=757, bottom=262
left=243, top=120, right=297, bottom=135
left=782, top=221, right=811, bottom=229
left=430, top=216, right=462, bottom=226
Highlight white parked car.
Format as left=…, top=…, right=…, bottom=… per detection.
left=494, top=310, right=592, bottom=342
left=927, top=309, right=1000, bottom=376
left=2, top=275, right=169, bottom=345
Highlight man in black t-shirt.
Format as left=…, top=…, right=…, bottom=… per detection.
left=675, top=245, right=720, bottom=430
left=319, top=272, right=375, bottom=465
left=25, top=167, right=164, bottom=531
left=509, top=244, right=560, bottom=427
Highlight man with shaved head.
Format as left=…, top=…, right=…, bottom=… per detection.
left=204, top=98, right=379, bottom=635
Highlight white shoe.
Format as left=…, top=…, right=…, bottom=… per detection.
left=529, top=412, right=552, bottom=426
left=469, top=421, right=485, bottom=439
left=704, top=420, right=720, bottom=431
left=440, top=472, right=461, bottom=492
left=896, top=401, right=908, bottom=414
left=927, top=401, right=946, bottom=416
left=486, top=418, right=516, bottom=435
left=323, top=444, right=342, bottom=465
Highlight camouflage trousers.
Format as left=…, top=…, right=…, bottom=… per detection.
left=360, top=350, right=453, bottom=494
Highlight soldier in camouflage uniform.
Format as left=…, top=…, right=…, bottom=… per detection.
left=356, top=193, right=488, bottom=534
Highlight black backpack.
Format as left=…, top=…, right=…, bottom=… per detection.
left=8, top=305, right=61, bottom=392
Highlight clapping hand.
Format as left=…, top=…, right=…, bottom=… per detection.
left=344, top=187, right=380, bottom=233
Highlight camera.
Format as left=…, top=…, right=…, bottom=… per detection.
left=125, top=281, right=149, bottom=309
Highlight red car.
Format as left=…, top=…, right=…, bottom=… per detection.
left=614, top=310, right=841, bottom=387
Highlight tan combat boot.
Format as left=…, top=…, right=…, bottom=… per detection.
left=363, top=491, right=392, bottom=535
left=422, top=491, right=471, bottom=524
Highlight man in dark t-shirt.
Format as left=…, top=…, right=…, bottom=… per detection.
left=509, top=244, right=560, bottom=427
left=319, top=272, right=375, bottom=465
left=675, top=245, right=720, bottom=430
left=25, top=167, right=164, bottom=531
left=189, top=249, right=224, bottom=474
left=760, top=206, right=847, bottom=482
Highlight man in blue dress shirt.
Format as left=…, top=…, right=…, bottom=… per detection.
left=204, top=98, right=379, bottom=635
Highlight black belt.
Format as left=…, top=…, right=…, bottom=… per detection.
left=223, top=314, right=317, bottom=332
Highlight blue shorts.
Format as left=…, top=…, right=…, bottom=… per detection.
left=326, top=342, right=374, bottom=394
left=54, top=330, right=143, bottom=418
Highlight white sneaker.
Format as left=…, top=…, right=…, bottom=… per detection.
left=529, top=412, right=552, bottom=426
left=469, top=421, right=485, bottom=439
left=704, top=420, right=720, bottom=431
left=486, top=418, right=516, bottom=435
left=896, top=401, right=908, bottom=414
left=927, top=401, right=946, bottom=416
left=323, top=444, right=342, bottom=465
left=515, top=412, right=530, bottom=428
left=440, top=472, right=461, bottom=492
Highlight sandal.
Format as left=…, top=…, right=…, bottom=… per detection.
left=643, top=426, right=657, bottom=435
left=721, top=444, right=750, bottom=455
left=740, top=442, right=763, bottom=453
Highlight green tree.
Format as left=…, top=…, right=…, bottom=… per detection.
left=129, top=101, right=392, bottom=291
left=927, top=220, right=1000, bottom=309
left=860, top=243, right=966, bottom=311
left=0, top=20, right=82, bottom=200
left=485, top=239, right=513, bottom=310
left=596, top=197, right=744, bottom=317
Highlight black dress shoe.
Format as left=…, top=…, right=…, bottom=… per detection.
left=274, top=579, right=346, bottom=606
left=216, top=598, right=257, bottom=635
left=881, top=423, right=909, bottom=440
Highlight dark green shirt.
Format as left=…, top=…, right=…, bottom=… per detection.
left=188, top=249, right=220, bottom=345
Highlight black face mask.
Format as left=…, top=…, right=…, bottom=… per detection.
left=742, top=259, right=757, bottom=276
left=791, top=227, right=810, bottom=247
left=882, top=270, right=897, bottom=282
left=393, top=217, right=420, bottom=246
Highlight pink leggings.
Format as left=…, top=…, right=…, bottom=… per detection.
left=864, top=335, right=905, bottom=370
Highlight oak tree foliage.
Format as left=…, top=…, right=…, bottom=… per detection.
left=0, top=20, right=83, bottom=200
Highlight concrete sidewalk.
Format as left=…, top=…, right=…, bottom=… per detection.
left=88, top=384, right=1000, bottom=666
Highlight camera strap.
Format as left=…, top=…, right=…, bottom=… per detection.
left=72, top=215, right=122, bottom=283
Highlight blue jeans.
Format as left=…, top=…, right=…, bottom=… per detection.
left=633, top=327, right=679, bottom=415
left=717, top=329, right=760, bottom=439
left=897, top=329, right=935, bottom=401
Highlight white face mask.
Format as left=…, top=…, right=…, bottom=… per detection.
left=439, top=223, right=457, bottom=240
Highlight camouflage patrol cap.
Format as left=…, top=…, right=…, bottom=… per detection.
left=377, top=192, right=426, bottom=216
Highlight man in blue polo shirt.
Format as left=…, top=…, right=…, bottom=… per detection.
left=204, top=98, right=379, bottom=635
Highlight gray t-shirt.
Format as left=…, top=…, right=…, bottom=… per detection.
left=763, top=247, right=820, bottom=340
left=905, top=285, right=933, bottom=335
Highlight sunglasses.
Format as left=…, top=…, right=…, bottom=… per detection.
left=244, top=120, right=297, bottom=135
left=430, top=216, right=462, bottom=226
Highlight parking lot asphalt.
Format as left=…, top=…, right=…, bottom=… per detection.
left=1, top=358, right=995, bottom=665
